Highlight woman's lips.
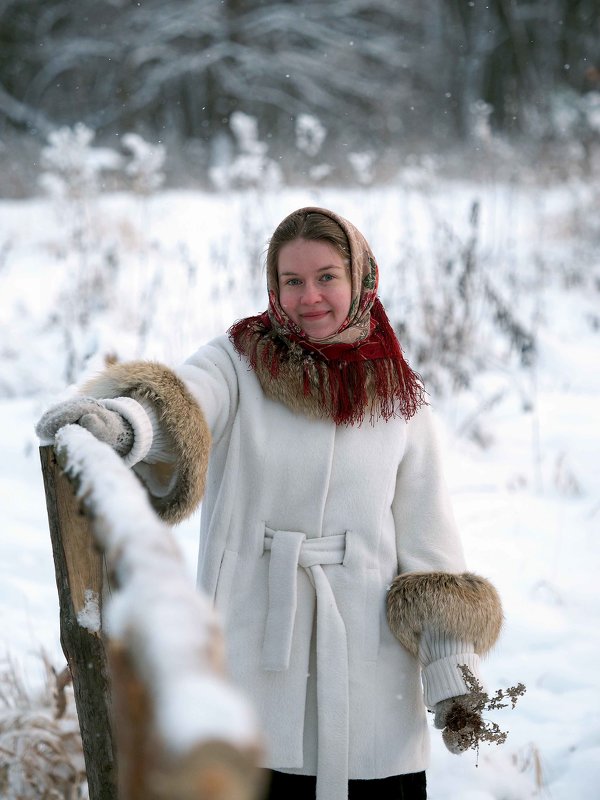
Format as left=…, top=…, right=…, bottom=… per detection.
left=301, top=311, right=330, bottom=320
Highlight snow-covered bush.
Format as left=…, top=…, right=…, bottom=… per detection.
left=38, top=125, right=121, bottom=382
left=295, top=114, right=327, bottom=158
left=40, top=124, right=122, bottom=201
left=293, top=113, right=333, bottom=182
left=470, top=100, right=494, bottom=142
left=526, top=89, right=600, bottom=180
left=398, top=154, right=439, bottom=192
left=210, top=112, right=282, bottom=190
left=40, top=125, right=166, bottom=198
left=547, top=89, right=600, bottom=140
left=122, top=133, right=165, bottom=194
left=348, top=151, right=376, bottom=185
left=36, top=125, right=177, bottom=384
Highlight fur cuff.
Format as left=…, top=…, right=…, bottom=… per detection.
left=82, top=361, right=211, bottom=524
left=386, top=572, right=503, bottom=657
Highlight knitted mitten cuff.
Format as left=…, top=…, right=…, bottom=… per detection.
left=133, top=397, right=178, bottom=465
left=99, top=396, right=153, bottom=467
left=422, top=652, right=482, bottom=709
left=418, top=627, right=482, bottom=708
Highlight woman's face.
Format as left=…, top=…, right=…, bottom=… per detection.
left=277, top=238, right=352, bottom=339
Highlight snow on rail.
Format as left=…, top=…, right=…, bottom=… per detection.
left=54, top=423, right=261, bottom=756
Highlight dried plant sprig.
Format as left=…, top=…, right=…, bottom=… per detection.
left=442, top=665, right=526, bottom=755
left=459, top=664, right=526, bottom=710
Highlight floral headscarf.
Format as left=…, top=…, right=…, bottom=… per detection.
left=265, top=206, right=378, bottom=346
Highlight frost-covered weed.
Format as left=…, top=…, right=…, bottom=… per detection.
left=36, top=125, right=175, bottom=383
left=391, top=201, right=536, bottom=407
left=0, top=655, right=86, bottom=799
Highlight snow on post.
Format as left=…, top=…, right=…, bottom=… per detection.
left=43, top=425, right=264, bottom=800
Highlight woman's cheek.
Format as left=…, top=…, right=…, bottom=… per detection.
left=280, top=291, right=294, bottom=314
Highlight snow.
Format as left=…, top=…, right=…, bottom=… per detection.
left=1, top=179, right=598, bottom=798
left=76, top=590, right=101, bottom=634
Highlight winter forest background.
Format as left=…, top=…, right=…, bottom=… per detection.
left=1, top=0, right=600, bottom=191
left=1, top=1, right=600, bottom=798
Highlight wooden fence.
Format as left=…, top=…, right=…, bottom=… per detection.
left=40, top=424, right=264, bottom=800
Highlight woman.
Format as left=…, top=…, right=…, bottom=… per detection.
left=37, top=208, right=503, bottom=800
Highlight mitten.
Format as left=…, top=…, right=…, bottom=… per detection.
left=36, top=397, right=134, bottom=457
left=433, top=694, right=482, bottom=754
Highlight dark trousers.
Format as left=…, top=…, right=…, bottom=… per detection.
left=264, top=769, right=427, bottom=799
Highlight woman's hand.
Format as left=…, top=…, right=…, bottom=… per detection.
left=36, top=397, right=134, bottom=457
left=433, top=694, right=482, bottom=754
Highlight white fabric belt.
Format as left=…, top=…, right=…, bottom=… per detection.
left=262, top=527, right=349, bottom=800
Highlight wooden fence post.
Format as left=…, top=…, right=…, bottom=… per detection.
left=40, top=428, right=264, bottom=800
left=39, top=445, right=117, bottom=800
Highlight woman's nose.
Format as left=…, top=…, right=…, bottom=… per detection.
left=301, top=282, right=321, bottom=304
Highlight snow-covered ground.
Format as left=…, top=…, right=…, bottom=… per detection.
left=1, top=178, right=598, bottom=799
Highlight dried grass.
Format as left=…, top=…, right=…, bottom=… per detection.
left=442, top=665, right=526, bottom=759
left=0, top=654, right=87, bottom=799
left=512, top=742, right=546, bottom=793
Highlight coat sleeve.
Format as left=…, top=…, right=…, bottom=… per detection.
left=391, top=405, right=466, bottom=575
left=388, top=406, right=503, bottom=706
left=175, top=338, right=240, bottom=446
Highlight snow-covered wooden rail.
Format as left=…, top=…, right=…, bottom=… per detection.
left=40, top=425, right=264, bottom=800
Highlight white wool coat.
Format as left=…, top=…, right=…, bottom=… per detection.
left=108, top=335, right=481, bottom=799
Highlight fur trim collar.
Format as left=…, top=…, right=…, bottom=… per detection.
left=230, top=298, right=426, bottom=425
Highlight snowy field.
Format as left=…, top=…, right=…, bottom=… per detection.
left=1, top=177, right=599, bottom=799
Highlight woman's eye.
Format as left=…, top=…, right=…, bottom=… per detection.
left=320, top=274, right=334, bottom=282
left=286, top=278, right=302, bottom=286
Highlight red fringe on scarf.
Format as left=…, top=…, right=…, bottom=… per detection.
left=228, top=298, right=426, bottom=426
